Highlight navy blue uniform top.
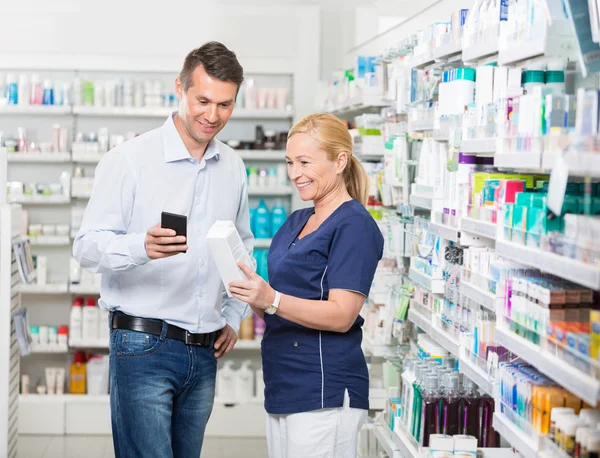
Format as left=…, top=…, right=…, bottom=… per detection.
left=262, top=199, right=384, bottom=415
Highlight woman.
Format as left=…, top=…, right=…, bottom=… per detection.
left=229, top=113, right=384, bottom=458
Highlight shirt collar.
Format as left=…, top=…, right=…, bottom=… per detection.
left=162, top=112, right=221, bottom=163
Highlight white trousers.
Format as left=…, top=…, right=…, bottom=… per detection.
left=266, top=390, right=368, bottom=458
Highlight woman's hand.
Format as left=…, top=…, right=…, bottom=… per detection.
left=229, top=262, right=276, bottom=310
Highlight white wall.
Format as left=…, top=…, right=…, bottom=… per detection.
left=1, top=0, right=321, bottom=119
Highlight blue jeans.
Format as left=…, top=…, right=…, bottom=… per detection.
left=109, top=318, right=217, bottom=458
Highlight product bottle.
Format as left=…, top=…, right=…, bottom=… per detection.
left=400, top=359, right=417, bottom=427
left=69, top=298, right=84, bottom=342
left=69, top=351, right=87, bottom=394
left=460, top=378, right=481, bottom=438
left=412, top=366, right=430, bottom=439
left=420, top=375, right=441, bottom=447
left=254, top=199, right=272, bottom=239
left=441, top=375, right=461, bottom=436
left=217, top=361, right=236, bottom=400
left=82, top=298, right=99, bottom=340
left=479, top=395, right=499, bottom=447
left=239, top=315, right=255, bottom=340
left=270, top=200, right=287, bottom=238
left=235, top=360, right=254, bottom=400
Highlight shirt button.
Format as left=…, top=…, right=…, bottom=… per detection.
left=293, top=342, right=298, bottom=347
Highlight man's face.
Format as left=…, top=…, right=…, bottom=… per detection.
left=175, top=65, right=237, bottom=145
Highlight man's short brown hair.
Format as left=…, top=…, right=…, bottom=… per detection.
left=180, top=41, right=244, bottom=92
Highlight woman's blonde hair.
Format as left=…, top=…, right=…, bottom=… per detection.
left=287, top=113, right=369, bottom=206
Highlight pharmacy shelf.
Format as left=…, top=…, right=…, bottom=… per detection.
left=362, top=335, right=397, bottom=358
left=494, top=152, right=542, bottom=170
left=458, top=348, right=494, bottom=396
left=496, top=240, right=600, bottom=290
left=71, top=152, right=106, bottom=164
left=541, top=151, right=600, bottom=178
left=7, top=152, right=71, bottom=163
left=374, top=421, right=403, bottom=458
left=411, top=51, right=436, bottom=69
left=69, top=284, right=101, bottom=295
left=20, top=394, right=110, bottom=404
left=460, top=217, right=497, bottom=241
left=433, top=40, right=462, bottom=61
left=392, top=425, right=420, bottom=458
left=0, top=105, right=71, bottom=115
left=407, top=308, right=431, bottom=335
left=254, top=239, right=272, bottom=249
left=248, top=187, right=293, bottom=197
left=234, top=340, right=262, bottom=350
left=71, top=191, right=92, bottom=199
left=428, top=221, right=459, bottom=243
left=73, top=105, right=294, bottom=119
left=408, top=267, right=445, bottom=295
left=460, top=280, right=501, bottom=313
left=328, top=96, right=391, bottom=119
left=30, top=345, right=69, bottom=354
left=69, top=338, right=109, bottom=349
left=409, top=193, right=433, bottom=210
left=369, top=388, right=388, bottom=411
left=410, top=120, right=435, bottom=132
left=496, top=326, right=600, bottom=406
left=17, top=283, right=69, bottom=294
left=460, top=138, right=496, bottom=155
left=9, top=195, right=70, bottom=205
left=28, top=235, right=71, bottom=246
left=492, top=412, right=539, bottom=458
left=429, top=324, right=460, bottom=358
left=462, top=40, right=499, bottom=63
left=237, top=150, right=285, bottom=161
left=498, top=33, right=575, bottom=67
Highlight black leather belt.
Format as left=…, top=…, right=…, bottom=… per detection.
left=111, top=313, right=218, bottom=347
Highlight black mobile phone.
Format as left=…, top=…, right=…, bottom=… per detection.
left=161, top=212, right=187, bottom=254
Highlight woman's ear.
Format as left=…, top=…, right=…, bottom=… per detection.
left=336, top=152, right=349, bottom=175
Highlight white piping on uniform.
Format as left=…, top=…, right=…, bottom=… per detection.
left=319, top=265, right=328, bottom=409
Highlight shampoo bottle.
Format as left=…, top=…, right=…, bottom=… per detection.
left=254, top=199, right=271, bottom=239
left=217, top=361, right=236, bottom=401
left=441, top=375, right=461, bottom=436
left=235, top=360, right=254, bottom=400
left=420, top=375, right=441, bottom=447
left=270, top=200, right=287, bottom=237
left=461, top=378, right=481, bottom=438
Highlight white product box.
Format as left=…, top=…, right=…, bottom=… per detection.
left=207, top=221, right=253, bottom=297
left=453, top=435, right=477, bottom=457
left=429, top=434, right=454, bottom=457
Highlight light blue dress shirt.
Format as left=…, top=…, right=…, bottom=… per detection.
left=73, top=113, right=253, bottom=334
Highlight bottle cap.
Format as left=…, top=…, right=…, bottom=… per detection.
left=551, top=408, right=575, bottom=421
left=58, top=326, right=69, bottom=335
left=425, top=375, right=439, bottom=391
left=87, top=298, right=96, bottom=307
left=448, top=375, right=460, bottom=391
left=73, top=351, right=86, bottom=364
left=545, top=71, right=565, bottom=84
left=73, top=298, right=84, bottom=307
left=522, top=70, right=545, bottom=85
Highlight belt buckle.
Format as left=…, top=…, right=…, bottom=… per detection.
left=184, top=331, right=204, bottom=346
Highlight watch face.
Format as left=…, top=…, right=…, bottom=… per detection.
left=265, top=305, right=277, bottom=315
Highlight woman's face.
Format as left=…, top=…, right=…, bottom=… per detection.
left=286, top=133, right=345, bottom=203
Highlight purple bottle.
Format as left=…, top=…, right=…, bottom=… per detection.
left=460, top=378, right=481, bottom=438
left=479, top=395, right=499, bottom=447
left=419, top=375, right=441, bottom=447
left=441, top=375, right=461, bottom=436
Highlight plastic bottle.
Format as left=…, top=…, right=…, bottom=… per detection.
left=69, top=298, right=84, bottom=341
left=254, top=199, right=271, bottom=239
left=401, top=359, right=417, bottom=427
left=270, top=200, right=287, bottom=237
left=235, top=360, right=254, bottom=400
left=410, top=364, right=425, bottom=437
left=575, top=427, right=592, bottom=458
left=551, top=408, right=576, bottom=442
left=522, top=70, right=545, bottom=95
left=479, top=395, right=499, bottom=447
left=69, top=351, right=87, bottom=394
left=42, top=79, right=54, bottom=105
left=420, top=375, right=441, bottom=447
left=460, top=378, right=481, bottom=438
left=254, top=316, right=266, bottom=339
left=82, top=298, right=99, bottom=340
left=239, top=315, right=254, bottom=340
left=441, top=375, right=461, bottom=436
left=217, top=361, right=236, bottom=400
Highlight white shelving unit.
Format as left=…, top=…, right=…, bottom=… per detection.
left=408, top=265, right=445, bottom=295
left=0, top=105, right=71, bottom=115
left=492, top=412, right=539, bottom=458
left=407, top=308, right=432, bottom=335
left=6, top=152, right=71, bottom=163
left=410, top=120, right=435, bottom=132
left=462, top=40, right=499, bottom=63
left=494, top=152, right=542, bottom=170
left=17, top=283, right=69, bottom=295
left=460, top=138, right=496, bottom=155
left=30, top=345, right=69, bottom=354
left=327, top=96, right=391, bottom=120
left=8, top=195, right=70, bottom=205
left=73, top=105, right=294, bottom=120
left=542, top=151, right=600, bottom=177
left=248, top=187, right=294, bottom=197
left=496, top=326, right=600, bottom=406
left=428, top=221, right=460, bottom=243
left=71, top=152, right=105, bottom=164
left=459, top=217, right=498, bottom=241
left=458, top=348, right=495, bottom=397
left=433, top=40, right=462, bottom=61
left=0, top=198, right=22, bottom=458
left=237, top=150, right=286, bottom=161
left=460, top=280, right=501, bottom=313
left=362, top=336, right=397, bottom=359
left=28, top=236, right=71, bottom=246
left=374, top=420, right=403, bottom=458
left=68, top=338, right=108, bottom=349
left=69, top=284, right=100, bottom=295
left=496, top=240, right=600, bottom=290
left=391, top=425, right=420, bottom=458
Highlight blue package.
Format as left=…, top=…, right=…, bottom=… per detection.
left=460, top=9, right=470, bottom=25
left=356, top=56, right=367, bottom=78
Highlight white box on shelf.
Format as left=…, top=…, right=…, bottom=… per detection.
left=65, top=395, right=111, bottom=435
left=19, top=395, right=66, bottom=435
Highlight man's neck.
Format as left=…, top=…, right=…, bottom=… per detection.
left=173, top=114, right=209, bottom=160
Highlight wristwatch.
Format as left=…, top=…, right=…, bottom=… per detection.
left=265, top=291, right=281, bottom=315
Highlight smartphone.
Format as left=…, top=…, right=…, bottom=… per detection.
left=161, top=212, right=187, bottom=254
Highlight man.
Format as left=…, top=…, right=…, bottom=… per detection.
left=73, top=41, right=253, bottom=458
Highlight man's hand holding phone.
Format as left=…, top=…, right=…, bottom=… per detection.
left=145, top=224, right=188, bottom=259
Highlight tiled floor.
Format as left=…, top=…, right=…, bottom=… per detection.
left=18, top=435, right=269, bottom=458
